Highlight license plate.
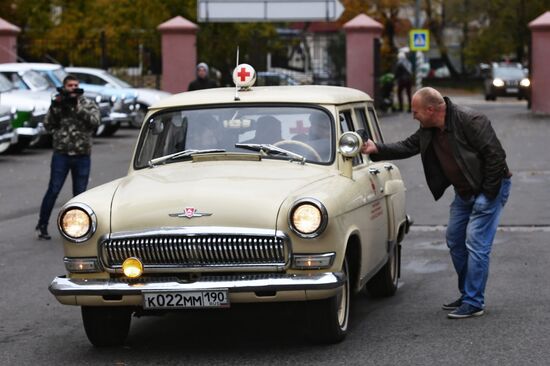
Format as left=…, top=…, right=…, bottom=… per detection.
left=506, top=88, right=519, bottom=93
left=143, top=290, right=230, bottom=309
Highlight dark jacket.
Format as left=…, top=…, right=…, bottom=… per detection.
left=44, top=95, right=100, bottom=155
left=371, top=97, right=509, bottom=200
left=188, top=77, right=217, bottom=91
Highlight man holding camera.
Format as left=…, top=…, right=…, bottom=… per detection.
left=36, top=75, right=100, bottom=240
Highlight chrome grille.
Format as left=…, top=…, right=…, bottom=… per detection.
left=100, top=229, right=289, bottom=272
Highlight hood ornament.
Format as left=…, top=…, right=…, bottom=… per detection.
left=169, top=207, right=213, bottom=219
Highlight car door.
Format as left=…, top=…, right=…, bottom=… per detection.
left=353, top=105, right=389, bottom=273
left=337, top=107, right=387, bottom=276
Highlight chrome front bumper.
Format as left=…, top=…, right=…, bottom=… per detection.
left=49, top=272, right=344, bottom=300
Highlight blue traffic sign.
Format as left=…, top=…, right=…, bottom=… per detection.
left=409, top=29, right=430, bottom=51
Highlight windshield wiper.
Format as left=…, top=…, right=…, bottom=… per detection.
left=148, top=149, right=225, bottom=167
left=235, top=143, right=306, bottom=164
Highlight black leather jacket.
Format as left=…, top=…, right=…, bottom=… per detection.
left=371, top=97, right=510, bottom=200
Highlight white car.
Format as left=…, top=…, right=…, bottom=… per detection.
left=65, top=66, right=171, bottom=113
left=0, top=72, right=48, bottom=151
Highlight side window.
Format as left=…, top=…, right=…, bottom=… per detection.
left=339, top=110, right=353, bottom=133
left=354, top=108, right=372, bottom=140
left=339, top=110, right=363, bottom=166
left=367, top=107, right=384, bottom=143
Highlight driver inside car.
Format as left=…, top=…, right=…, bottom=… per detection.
left=306, top=112, right=332, bottom=160
left=245, top=115, right=283, bottom=144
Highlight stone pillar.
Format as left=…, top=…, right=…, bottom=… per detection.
left=157, top=16, right=198, bottom=94
left=0, top=18, right=20, bottom=64
left=529, top=11, right=550, bottom=114
left=343, top=14, right=383, bottom=97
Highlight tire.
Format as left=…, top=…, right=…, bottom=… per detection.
left=6, top=139, right=31, bottom=153
left=81, top=306, right=132, bottom=347
left=307, top=258, right=350, bottom=344
left=30, top=134, right=52, bottom=148
left=366, top=242, right=400, bottom=297
left=95, top=124, right=120, bottom=137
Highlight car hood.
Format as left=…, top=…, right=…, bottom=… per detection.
left=134, top=88, right=171, bottom=106
left=110, top=160, right=334, bottom=233
left=0, top=90, right=51, bottom=114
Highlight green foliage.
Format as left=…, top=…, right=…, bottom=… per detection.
left=2, top=0, right=283, bottom=82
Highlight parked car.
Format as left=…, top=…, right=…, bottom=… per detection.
left=49, top=65, right=411, bottom=347
left=482, top=62, right=530, bottom=101
left=256, top=71, right=299, bottom=86
left=0, top=63, right=121, bottom=137
left=0, top=105, right=16, bottom=154
left=66, top=66, right=171, bottom=127
left=0, top=73, right=48, bottom=151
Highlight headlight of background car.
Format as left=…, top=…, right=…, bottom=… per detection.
left=289, top=198, right=328, bottom=238
left=520, top=78, right=530, bottom=87
left=58, top=203, right=97, bottom=243
left=492, top=78, right=505, bottom=87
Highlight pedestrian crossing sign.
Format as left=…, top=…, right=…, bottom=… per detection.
left=409, top=29, right=430, bottom=51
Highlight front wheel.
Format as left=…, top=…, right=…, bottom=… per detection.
left=366, top=242, right=400, bottom=297
left=81, top=306, right=132, bottom=347
left=307, top=258, right=350, bottom=344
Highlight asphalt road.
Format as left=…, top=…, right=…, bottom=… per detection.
left=0, top=94, right=549, bottom=365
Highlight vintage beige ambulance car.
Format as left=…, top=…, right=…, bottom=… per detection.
left=49, top=65, right=411, bottom=346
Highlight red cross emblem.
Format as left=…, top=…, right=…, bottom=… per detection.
left=237, top=67, right=251, bottom=82
left=290, top=121, right=309, bottom=134
left=233, top=63, right=256, bottom=87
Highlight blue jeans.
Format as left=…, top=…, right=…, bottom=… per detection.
left=38, top=152, right=91, bottom=227
left=446, top=178, right=511, bottom=309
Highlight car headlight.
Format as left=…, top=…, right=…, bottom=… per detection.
left=289, top=198, right=328, bottom=238
left=58, top=203, right=97, bottom=243
left=520, top=78, right=530, bottom=87
left=492, top=78, right=505, bottom=87
left=338, top=131, right=362, bottom=158
left=95, top=95, right=102, bottom=104
left=110, top=95, right=118, bottom=104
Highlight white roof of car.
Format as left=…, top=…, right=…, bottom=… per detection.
left=0, top=62, right=62, bottom=71
left=66, top=67, right=107, bottom=75
left=150, top=86, right=372, bottom=109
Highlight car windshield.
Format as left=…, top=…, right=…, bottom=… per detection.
left=0, top=74, right=13, bottom=92
left=53, top=68, right=68, bottom=86
left=21, top=70, right=50, bottom=91
left=135, top=106, right=334, bottom=168
left=102, top=71, right=132, bottom=88
left=494, top=67, right=525, bottom=79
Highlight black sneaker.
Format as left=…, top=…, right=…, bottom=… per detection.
left=442, top=298, right=462, bottom=310
left=36, top=224, right=51, bottom=240
left=447, top=303, right=484, bottom=319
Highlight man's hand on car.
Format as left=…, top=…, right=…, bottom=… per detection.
left=361, top=139, right=378, bottom=155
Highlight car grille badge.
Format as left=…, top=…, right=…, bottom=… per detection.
left=169, top=207, right=213, bottom=219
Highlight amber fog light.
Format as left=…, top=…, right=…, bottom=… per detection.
left=122, top=257, right=144, bottom=278
left=58, top=203, right=96, bottom=243
left=289, top=199, right=328, bottom=238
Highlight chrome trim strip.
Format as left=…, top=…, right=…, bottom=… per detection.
left=107, top=227, right=285, bottom=238
left=49, top=272, right=345, bottom=296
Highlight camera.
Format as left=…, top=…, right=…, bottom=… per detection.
left=54, top=87, right=84, bottom=106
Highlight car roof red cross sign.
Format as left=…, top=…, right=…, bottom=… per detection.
left=233, top=63, right=256, bottom=89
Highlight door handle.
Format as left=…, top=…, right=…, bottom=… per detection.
left=368, top=168, right=380, bottom=175
left=383, top=164, right=394, bottom=171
